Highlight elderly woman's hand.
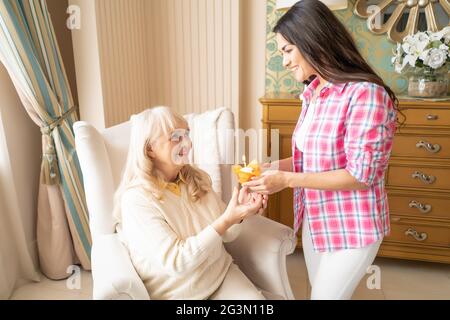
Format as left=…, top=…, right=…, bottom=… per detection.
left=238, top=186, right=268, bottom=211
left=242, top=170, right=289, bottom=195
left=213, top=186, right=270, bottom=235
left=222, top=187, right=265, bottom=226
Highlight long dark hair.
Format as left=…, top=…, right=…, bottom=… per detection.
left=273, top=0, right=400, bottom=117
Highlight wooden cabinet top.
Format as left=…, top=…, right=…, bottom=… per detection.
left=259, top=93, right=301, bottom=106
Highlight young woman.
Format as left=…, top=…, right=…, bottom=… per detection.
left=244, top=0, right=399, bottom=300
left=113, top=106, right=267, bottom=300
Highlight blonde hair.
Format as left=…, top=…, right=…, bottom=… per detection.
left=113, top=106, right=212, bottom=224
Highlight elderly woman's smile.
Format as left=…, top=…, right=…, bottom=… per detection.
left=147, top=125, right=192, bottom=182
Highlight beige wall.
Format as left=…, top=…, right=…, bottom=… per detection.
left=47, top=0, right=79, bottom=113
left=72, top=0, right=241, bottom=130
left=140, top=0, right=240, bottom=122
left=0, top=65, right=41, bottom=272
left=70, top=0, right=106, bottom=129
left=240, top=0, right=267, bottom=133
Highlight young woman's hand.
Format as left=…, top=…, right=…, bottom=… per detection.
left=243, top=170, right=289, bottom=195
left=261, top=157, right=293, bottom=173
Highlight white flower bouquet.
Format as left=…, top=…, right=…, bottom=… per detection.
left=392, top=27, right=449, bottom=98
left=393, top=27, right=450, bottom=73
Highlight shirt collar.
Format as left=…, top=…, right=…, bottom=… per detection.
left=300, top=78, right=348, bottom=103
left=165, top=174, right=184, bottom=196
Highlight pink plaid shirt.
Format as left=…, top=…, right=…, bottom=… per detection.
left=292, top=78, right=397, bottom=252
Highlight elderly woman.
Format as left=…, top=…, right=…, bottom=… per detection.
left=113, top=106, right=267, bottom=300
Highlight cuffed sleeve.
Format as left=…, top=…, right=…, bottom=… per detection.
left=222, top=223, right=243, bottom=243
left=344, top=83, right=397, bottom=187
left=121, top=190, right=223, bottom=278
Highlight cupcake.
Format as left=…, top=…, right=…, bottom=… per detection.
left=232, top=160, right=261, bottom=184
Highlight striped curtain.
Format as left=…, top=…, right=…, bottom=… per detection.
left=0, top=0, right=91, bottom=276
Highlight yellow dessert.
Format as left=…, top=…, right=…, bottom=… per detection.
left=232, top=160, right=261, bottom=184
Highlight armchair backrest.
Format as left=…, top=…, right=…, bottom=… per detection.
left=74, top=109, right=235, bottom=238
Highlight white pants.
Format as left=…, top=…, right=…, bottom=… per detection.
left=302, top=218, right=382, bottom=300
left=209, top=263, right=266, bottom=300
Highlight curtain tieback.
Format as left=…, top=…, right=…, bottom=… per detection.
left=40, top=106, right=76, bottom=185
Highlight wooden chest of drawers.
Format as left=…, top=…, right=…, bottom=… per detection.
left=260, top=94, right=450, bottom=264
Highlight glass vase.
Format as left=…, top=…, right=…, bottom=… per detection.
left=407, top=66, right=449, bottom=98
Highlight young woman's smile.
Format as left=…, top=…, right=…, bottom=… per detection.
left=276, top=33, right=315, bottom=83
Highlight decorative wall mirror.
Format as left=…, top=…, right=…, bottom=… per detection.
left=354, top=0, right=450, bottom=42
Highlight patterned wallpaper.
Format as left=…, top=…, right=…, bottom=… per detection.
left=265, top=0, right=408, bottom=95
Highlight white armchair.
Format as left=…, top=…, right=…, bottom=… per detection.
left=74, top=109, right=297, bottom=300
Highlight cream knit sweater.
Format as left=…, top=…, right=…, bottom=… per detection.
left=117, top=184, right=241, bottom=300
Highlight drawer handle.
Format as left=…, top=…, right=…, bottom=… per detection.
left=416, top=141, right=441, bottom=153
left=405, top=228, right=428, bottom=242
left=408, top=200, right=432, bottom=214
left=411, top=171, right=436, bottom=185
left=426, top=114, right=438, bottom=121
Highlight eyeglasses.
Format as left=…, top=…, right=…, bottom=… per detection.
left=169, top=129, right=191, bottom=143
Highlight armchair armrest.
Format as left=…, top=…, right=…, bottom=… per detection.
left=224, top=215, right=297, bottom=300
left=91, top=234, right=150, bottom=300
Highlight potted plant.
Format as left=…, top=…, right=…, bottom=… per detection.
left=392, top=27, right=450, bottom=98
